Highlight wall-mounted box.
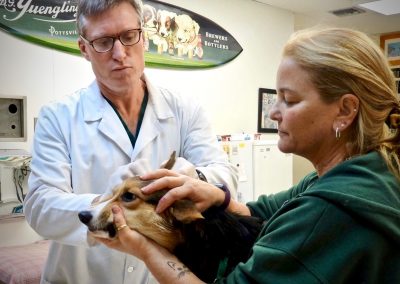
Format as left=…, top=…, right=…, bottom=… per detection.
left=0, top=96, right=27, bottom=142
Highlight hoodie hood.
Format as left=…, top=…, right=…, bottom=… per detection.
left=303, top=151, right=400, bottom=245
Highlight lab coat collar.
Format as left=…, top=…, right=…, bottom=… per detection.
left=143, top=74, right=174, bottom=120
left=80, top=81, right=132, bottom=158
left=130, top=74, right=175, bottom=159
left=81, top=76, right=174, bottom=122
left=81, top=81, right=106, bottom=122
left=80, top=75, right=175, bottom=160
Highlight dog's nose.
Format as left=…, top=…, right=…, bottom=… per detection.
left=78, top=211, right=93, bottom=225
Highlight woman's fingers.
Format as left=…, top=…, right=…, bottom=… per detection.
left=141, top=170, right=223, bottom=214
left=111, top=205, right=141, bottom=246
left=112, top=205, right=127, bottom=232
left=155, top=179, right=215, bottom=213
left=155, top=185, right=191, bottom=213
left=141, top=175, right=187, bottom=194
left=140, top=169, right=179, bottom=181
left=95, top=206, right=130, bottom=250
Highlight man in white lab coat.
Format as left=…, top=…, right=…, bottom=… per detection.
left=23, top=0, right=237, bottom=283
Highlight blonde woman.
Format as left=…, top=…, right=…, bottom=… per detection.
left=100, top=27, right=400, bottom=283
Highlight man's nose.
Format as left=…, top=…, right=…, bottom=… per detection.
left=112, top=39, right=127, bottom=59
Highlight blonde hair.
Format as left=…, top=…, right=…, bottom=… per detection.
left=283, top=27, right=400, bottom=179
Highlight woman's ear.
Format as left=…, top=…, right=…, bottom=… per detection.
left=335, top=94, right=359, bottom=130
left=78, top=37, right=91, bottom=61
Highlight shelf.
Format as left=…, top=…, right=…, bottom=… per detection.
left=0, top=213, right=24, bottom=223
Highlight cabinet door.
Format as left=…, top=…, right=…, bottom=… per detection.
left=220, top=141, right=254, bottom=203
left=253, top=143, right=292, bottom=199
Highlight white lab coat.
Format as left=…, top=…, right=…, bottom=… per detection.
left=24, top=75, right=238, bottom=284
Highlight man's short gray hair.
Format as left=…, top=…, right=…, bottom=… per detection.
left=76, top=0, right=143, bottom=36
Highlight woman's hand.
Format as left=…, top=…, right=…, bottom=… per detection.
left=95, top=205, right=160, bottom=260
left=140, top=169, right=225, bottom=213
left=96, top=205, right=205, bottom=284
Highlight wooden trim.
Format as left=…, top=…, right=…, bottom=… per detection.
left=380, top=32, right=400, bottom=66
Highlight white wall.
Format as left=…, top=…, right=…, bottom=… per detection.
left=0, top=0, right=309, bottom=246
left=0, top=33, right=94, bottom=151
left=0, top=0, right=294, bottom=152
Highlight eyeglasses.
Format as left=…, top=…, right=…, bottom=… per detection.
left=80, top=28, right=142, bottom=53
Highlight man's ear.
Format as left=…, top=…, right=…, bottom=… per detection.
left=334, top=93, right=359, bottom=130
left=78, top=37, right=91, bottom=61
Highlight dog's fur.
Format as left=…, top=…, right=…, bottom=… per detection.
left=152, top=10, right=176, bottom=54
left=79, top=154, right=262, bottom=282
left=142, top=4, right=158, bottom=51
left=172, top=14, right=201, bottom=59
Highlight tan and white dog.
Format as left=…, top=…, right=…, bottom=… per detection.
left=173, top=14, right=202, bottom=59
left=80, top=177, right=204, bottom=250
left=153, top=10, right=177, bottom=54
left=78, top=152, right=202, bottom=250
left=78, top=152, right=262, bottom=282
left=142, top=4, right=158, bottom=52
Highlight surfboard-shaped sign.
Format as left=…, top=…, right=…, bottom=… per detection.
left=0, top=0, right=243, bottom=69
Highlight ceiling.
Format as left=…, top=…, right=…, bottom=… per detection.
left=251, top=0, right=400, bottom=36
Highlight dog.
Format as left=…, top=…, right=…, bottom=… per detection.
left=172, top=14, right=203, bottom=59
left=78, top=152, right=263, bottom=282
left=142, top=4, right=158, bottom=51
left=152, top=10, right=176, bottom=54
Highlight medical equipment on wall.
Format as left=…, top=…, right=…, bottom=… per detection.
left=0, top=150, right=31, bottom=212
left=220, top=136, right=293, bottom=203
left=220, top=139, right=254, bottom=203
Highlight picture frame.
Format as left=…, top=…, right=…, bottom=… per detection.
left=380, top=32, right=400, bottom=66
left=257, top=88, right=278, bottom=133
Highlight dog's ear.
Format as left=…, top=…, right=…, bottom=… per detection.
left=169, top=200, right=204, bottom=223
left=161, top=151, right=176, bottom=170
left=193, top=21, right=200, bottom=35
left=156, top=10, right=161, bottom=23
left=170, top=17, right=176, bottom=32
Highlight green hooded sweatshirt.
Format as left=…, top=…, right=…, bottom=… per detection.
left=219, top=151, right=400, bottom=283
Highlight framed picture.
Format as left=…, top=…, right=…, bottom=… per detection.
left=257, top=88, right=278, bottom=133
left=380, top=32, right=400, bottom=66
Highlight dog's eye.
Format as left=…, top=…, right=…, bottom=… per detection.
left=121, top=192, right=136, bottom=202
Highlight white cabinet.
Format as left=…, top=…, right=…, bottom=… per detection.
left=225, top=140, right=254, bottom=203
left=220, top=139, right=293, bottom=202
left=221, top=140, right=254, bottom=203
left=253, top=141, right=293, bottom=199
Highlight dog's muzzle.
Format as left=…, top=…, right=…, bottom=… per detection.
left=78, top=210, right=117, bottom=238
left=78, top=210, right=92, bottom=225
